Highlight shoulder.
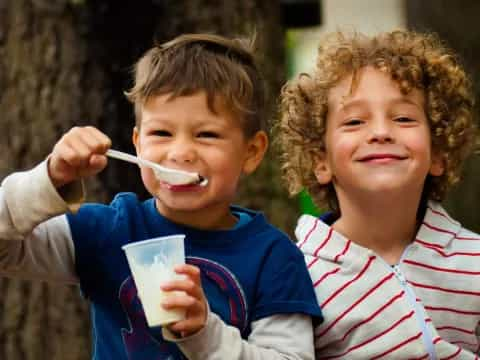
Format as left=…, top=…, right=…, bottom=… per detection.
left=233, top=206, right=305, bottom=261
left=75, top=192, right=143, bottom=215
left=420, top=201, right=480, bottom=250
left=67, top=192, right=148, bottom=235
left=233, top=205, right=292, bottom=238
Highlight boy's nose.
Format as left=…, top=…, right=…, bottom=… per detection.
left=167, top=141, right=197, bottom=163
left=367, top=120, right=394, bottom=144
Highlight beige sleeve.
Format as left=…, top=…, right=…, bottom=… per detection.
left=163, top=311, right=315, bottom=360
left=0, top=160, right=84, bottom=283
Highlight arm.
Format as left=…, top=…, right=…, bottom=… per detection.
left=0, top=126, right=111, bottom=283
left=160, top=264, right=315, bottom=359
left=0, top=161, right=80, bottom=283
left=165, top=311, right=314, bottom=360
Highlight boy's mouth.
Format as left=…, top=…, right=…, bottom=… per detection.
left=358, top=153, right=407, bottom=162
left=161, top=180, right=207, bottom=192
left=153, top=167, right=208, bottom=187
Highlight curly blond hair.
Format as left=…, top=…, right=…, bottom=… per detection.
left=276, top=29, right=477, bottom=212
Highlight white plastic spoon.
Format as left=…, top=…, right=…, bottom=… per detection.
left=106, top=149, right=207, bottom=186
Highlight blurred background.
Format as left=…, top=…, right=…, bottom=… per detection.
left=0, top=0, right=478, bottom=358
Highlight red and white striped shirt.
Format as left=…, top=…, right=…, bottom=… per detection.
left=296, top=201, right=480, bottom=359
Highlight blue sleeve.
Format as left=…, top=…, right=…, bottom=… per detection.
left=252, top=237, right=323, bottom=323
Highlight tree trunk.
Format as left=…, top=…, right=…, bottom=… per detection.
left=406, top=0, right=480, bottom=233
left=0, top=1, right=294, bottom=359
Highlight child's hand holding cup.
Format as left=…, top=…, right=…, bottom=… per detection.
left=122, top=235, right=187, bottom=327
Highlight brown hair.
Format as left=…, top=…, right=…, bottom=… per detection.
left=125, top=33, right=265, bottom=137
left=276, top=30, right=477, bottom=211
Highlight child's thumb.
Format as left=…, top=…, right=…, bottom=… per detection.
left=88, top=154, right=108, bottom=174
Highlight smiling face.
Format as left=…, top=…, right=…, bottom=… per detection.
left=132, top=91, right=267, bottom=229
left=315, top=67, right=444, bottom=206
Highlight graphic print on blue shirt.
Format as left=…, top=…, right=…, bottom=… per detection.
left=119, top=256, right=248, bottom=359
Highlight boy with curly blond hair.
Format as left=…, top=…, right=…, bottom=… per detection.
left=277, top=29, right=479, bottom=359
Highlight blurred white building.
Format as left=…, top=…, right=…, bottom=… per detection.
left=288, top=0, right=406, bottom=75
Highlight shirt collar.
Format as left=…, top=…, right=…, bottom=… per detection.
left=295, top=200, right=460, bottom=262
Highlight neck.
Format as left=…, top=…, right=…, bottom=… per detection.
left=333, top=190, right=423, bottom=264
left=155, top=199, right=238, bottom=230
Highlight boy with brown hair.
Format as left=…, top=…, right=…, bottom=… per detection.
left=277, top=29, right=479, bottom=359
left=0, top=33, right=321, bottom=359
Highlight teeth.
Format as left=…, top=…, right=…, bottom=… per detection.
left=153, top=169, right=208, bottom=186
left=152, top=170, right=197, bottom=185
left=198, top=177, right=209, bottom=186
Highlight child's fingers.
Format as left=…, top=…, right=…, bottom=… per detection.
left=174, top=264, right=202, bottom=282
left=89, top=153, right=108, bottom=167
left=161, top=278, right=202, bottom=299
left=56, top=137, right=94, bottom=168
left=162, top=265, right=202, bottom=295
left=167, top=317, right=204, bottom=335
left=161, top=293, right=196, bottom=309
left=77, top=126, right=112, bottom=153
left=66, top=127, right=111, bottom=157
left=49, top=126, right=111, bottom=187
left=63, top=128, right=110, bottom=165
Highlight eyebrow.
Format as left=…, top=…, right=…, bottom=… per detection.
left=336, top=96, right=424, bottom=113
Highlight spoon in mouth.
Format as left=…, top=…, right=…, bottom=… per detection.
left=105, top=149, right=208, bottom=186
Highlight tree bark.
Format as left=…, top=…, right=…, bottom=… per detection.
left=0, top=1, right=294, bottom=359
left=406, top=0, right=480, bottom=233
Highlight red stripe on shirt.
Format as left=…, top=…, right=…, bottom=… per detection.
left=455, top=235, right=480, bottom=241
left=425, top=306, right=480, bottom=316
left=427, top=206, right=458, bottom=225
left=318, top=312, right=416, bottom=359
left=415, top=239, right=443, bottom=249
left=317, top=273, right=395, bottom=337
left=403, top=259, right=480, bottom=275
left=298, top=218, right=319, bottom=249
left=409, top=354, right=430, bottom=360
left=313, top=267, right=340, bottom=287
left=439, top=346, right=461, bottom=360
left=408, top=280, right=480, bottom=296
left=422, top=221, right=457, bottom=236
left=370, top=332, right=423, bottom=360
left=307, top=256, right=320, bottom=269
left=318, top=290, right=405, bottom=347
left=314, top=227, right=333, bottom=257
left=334, top=240, right=351, bottom=262
left=436, top=325, right=474, bottom=335
left=321, top=256, right=376, bottom=308
left=451, top=340, right=478, bottom=347
left=415, top=242, right=480, bottom=257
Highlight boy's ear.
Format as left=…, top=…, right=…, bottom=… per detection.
left=132, top=126, right=140, bottom=152
left=313, top=152, right=333, bottom=185
left=429, top=152, right=445, bottom=177
left=242, top=131, right=269, bottom=174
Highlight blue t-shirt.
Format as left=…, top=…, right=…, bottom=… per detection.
left=67, top=193, right=321, bottom=360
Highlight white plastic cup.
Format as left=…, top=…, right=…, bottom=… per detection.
left=122, top=234, right=186, bottom=327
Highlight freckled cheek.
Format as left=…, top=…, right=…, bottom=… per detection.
left=327, top=136, right=357, bottom=163
left=405, top=134, right=432, bottom=159
left=139, top=145, right=165, bottom=162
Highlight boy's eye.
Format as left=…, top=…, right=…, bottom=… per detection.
left=395, top=117, right=415, bottom=123
left=344, top=118, right=363, bottom=126
left=151, top=130, right=172, bottom=136
left=197, top=131, right=219, bottom=138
